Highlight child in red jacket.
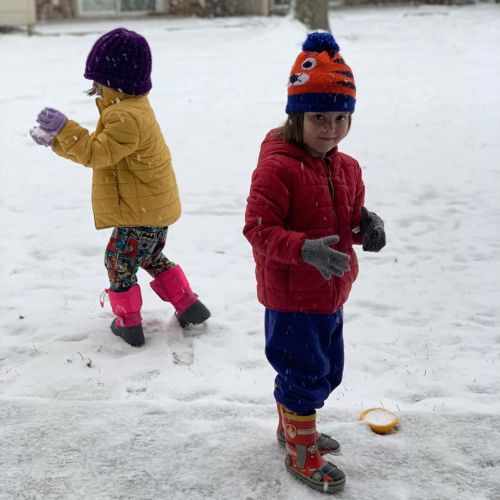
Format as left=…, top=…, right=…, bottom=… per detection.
left=243, top=32, right=386, bottom=493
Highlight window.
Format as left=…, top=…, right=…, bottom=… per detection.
left=121, top=0, right=155, bottom=11
left=79, top=0, right=156, bottom=15
left=271, top=0, right=291, bottom=14
left=80, top=0, right=117, bottom=13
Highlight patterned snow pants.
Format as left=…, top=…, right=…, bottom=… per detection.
left=104, top=226, right=174, bottom=292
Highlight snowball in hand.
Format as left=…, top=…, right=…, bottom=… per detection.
left=29, top=126, right=55, bottom=147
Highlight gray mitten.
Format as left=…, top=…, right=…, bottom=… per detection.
left=360, top=207, right=386, bottom=252
left=301, top=235, right=350, bottom=280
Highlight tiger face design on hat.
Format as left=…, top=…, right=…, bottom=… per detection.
left=286, top=32, right=356, bottom=114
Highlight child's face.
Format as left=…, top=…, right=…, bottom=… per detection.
left=303, top=112, right=350, bottom=156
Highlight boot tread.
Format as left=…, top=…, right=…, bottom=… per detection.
left=285, top=460, right=346, bottom=493
left=111, top=319, right=145, bottom=347
left=177, top=299, right=211, bottom=327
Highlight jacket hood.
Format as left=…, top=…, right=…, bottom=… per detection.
left=259, top=129, right=338, bottom=167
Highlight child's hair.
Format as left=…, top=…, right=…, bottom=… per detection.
left=279, top=113, right=352, bottom=148
left=281, top=113, right=304, bottom=146
left=85, top=82, right=101, bottom=97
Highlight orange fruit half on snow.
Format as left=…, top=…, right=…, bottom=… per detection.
left=359, top=408, right=398, bottom=434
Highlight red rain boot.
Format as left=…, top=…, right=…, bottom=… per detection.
left=108, top=284, right=145, bottom=347
left=282, top=408, right=345, bottom=493
left=276, top=403, right=340, bottom=454
left=150, top=265, right=210, bottom=327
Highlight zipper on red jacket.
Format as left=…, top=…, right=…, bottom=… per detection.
left=322, top=158, right=335, bottom=200
left=321, top=157, right=339, bottom=243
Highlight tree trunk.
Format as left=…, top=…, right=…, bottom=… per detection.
left=294, top=0, right=330, bottom=32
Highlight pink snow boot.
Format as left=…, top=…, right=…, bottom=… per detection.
left=150, top=265, right=211, bottom=327
left=108, top=284, right=145, bottom=347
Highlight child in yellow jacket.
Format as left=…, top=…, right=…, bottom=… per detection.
left=30, top=28, right=210, bottom=346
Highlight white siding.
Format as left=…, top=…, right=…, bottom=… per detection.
left=0, top=0, right=36, bottom=25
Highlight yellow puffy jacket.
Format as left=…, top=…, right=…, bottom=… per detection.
left=53, top=86, right=181, bottom=229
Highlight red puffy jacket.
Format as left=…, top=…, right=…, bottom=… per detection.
left=243, top=130, right=365, bottom=313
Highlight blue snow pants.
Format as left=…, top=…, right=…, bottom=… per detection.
left=265, top=308, right=344, bottom=414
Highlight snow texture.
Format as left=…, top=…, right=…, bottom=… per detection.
left=29, top=126, right=53, bottom=142
left=362, top=408, right=395, bottom=426
left=1, top=4, right=500, bottom=499
left=29, top=126, right=54, bottom=146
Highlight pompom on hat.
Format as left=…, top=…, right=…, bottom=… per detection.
left=84, top=28, right=152, bottom=95
left=286, top=31, right=356, bottom=114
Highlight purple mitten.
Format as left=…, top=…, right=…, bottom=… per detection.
left=29, top=126, right=55, bottom=147
left=36, top=107, right=68, bottom=135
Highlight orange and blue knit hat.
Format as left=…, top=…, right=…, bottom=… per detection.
left=286, top=32, right=356, bottom=114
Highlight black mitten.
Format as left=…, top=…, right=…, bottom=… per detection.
left=360, top=207, right=386, bottom=252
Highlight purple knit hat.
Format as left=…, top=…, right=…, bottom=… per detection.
left=84, top=28, right=152, bottom=95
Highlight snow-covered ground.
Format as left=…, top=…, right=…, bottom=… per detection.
left=1, top=4, right=500, bottom=499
